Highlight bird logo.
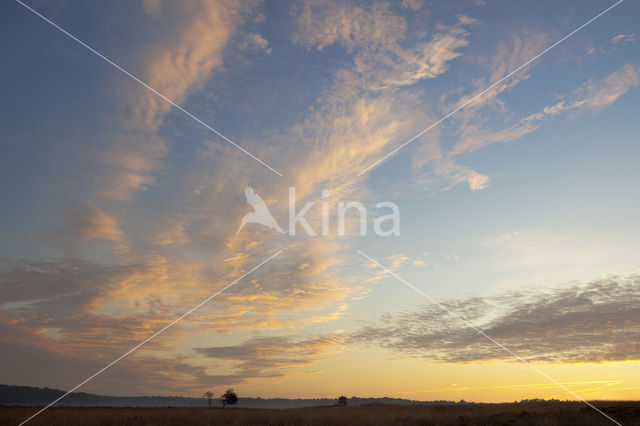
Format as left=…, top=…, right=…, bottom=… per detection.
left=236, top=186, right=284, bottom=235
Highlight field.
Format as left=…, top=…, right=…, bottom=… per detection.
left=2, top=402, right=640, bottom=425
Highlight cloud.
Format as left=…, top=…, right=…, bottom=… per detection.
left=155, top=222, right=190, bottom=247
left=0, top=258, right=128, bottom=307
left=451, top=32, right=550, bottom=112
left=0, top=236, right=359, bottom=380
left=449, top=120, right=540, bottom=156
left=67, top=203, right=125, bottom=242
left=141, top=0, right=162, bottom=19
left=413, top=159, right=490, bottom=192
left=0, top=310, right=238, bottom=395
left=265, top=0, right=477, bottom=210
left=31, top=0, right=266, bottom=258
left=350, top=275, right=640, bottom=363
left=292, top=1, right=406, bottom=52
left=447, top=63, right=639, bottom=157
left=241, top=32, right=272, bottom=54
left=416, top=62, right=640, bottom=191
left=131, top=3, right=472, bottom=337
left=548, top=63, right=640, bottom=114
left=36, top=0, right=261, bottom=230
left=386, top=253, right=410, bottom=269
left=473, top=62, right=640, bottom=135
left=0, top=255, right=348, bottom=391
left=373, top=27, right=469, bottom=89
left=194, top=335, right=342, bottom=380
left=10, top=0, right=639, bottom=397
left=611, top=33, right=637, bottom=45
left=101, top=0, right=256, bottom=199
left=400, top=0, right=422, bottom=11
left=0, top=256, right=203, bottom=364
left=409, top=31, right=550, bottom=191
left=292, top=0, right=471, bottom=91
left=139, top=1, right=253, bottom=114
left=281, top=93, right=425, bottom=200
left=0, top=258, right=235, bottom=394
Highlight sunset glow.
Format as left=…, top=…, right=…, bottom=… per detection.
left=1, top=0, right=639, bottom=412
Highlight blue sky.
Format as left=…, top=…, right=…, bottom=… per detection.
left=1, top=0, right=640, bottom=403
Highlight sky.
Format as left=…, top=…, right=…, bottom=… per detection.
left=1, top=0, right=639, bottom=403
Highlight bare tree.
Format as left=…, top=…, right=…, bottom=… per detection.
left=220, top=389, right=238, bottom=408
left=202, top=391, right=214, bottom=409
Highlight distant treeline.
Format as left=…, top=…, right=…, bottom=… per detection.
left=0, top=385, right=464, bottom=409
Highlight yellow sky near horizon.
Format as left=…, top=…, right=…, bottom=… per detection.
left=188, top=347, right=640, bottom=402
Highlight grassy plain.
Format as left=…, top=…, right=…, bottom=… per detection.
left=2, top=401, right=639, bottom=425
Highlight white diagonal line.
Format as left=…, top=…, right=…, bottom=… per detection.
left=356, top=250, right=622, bottom=426
left=18, top=250, right=282, bottom=425
left=357, top=0, right=624, bottom=176
left=13, top=0, right=283, bottom=177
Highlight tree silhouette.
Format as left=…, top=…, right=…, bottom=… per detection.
left=202, top=391, right=214, bottom=409
left=220, top=389, right=238, bottom=408
left=338, top=395, right=348, bottom=406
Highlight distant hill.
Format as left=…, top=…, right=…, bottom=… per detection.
left=0, top=384, right=462, bottom=409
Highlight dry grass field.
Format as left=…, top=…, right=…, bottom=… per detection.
left=2, top=402, right=640, bottom=426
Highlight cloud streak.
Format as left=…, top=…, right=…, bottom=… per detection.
left=195, top=335, right=342, bottom=380
left=350, top=275, right=640, bottom=363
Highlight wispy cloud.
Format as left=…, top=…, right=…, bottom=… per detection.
left=412, top=62, right=640, bottom=191
left=195, top=335, right=342, bottom=380
left=293, top=0, right=471, bottom=92
left=611, top=33, right=638, bottom=45
left=541, top=63, right=640, bottom=115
